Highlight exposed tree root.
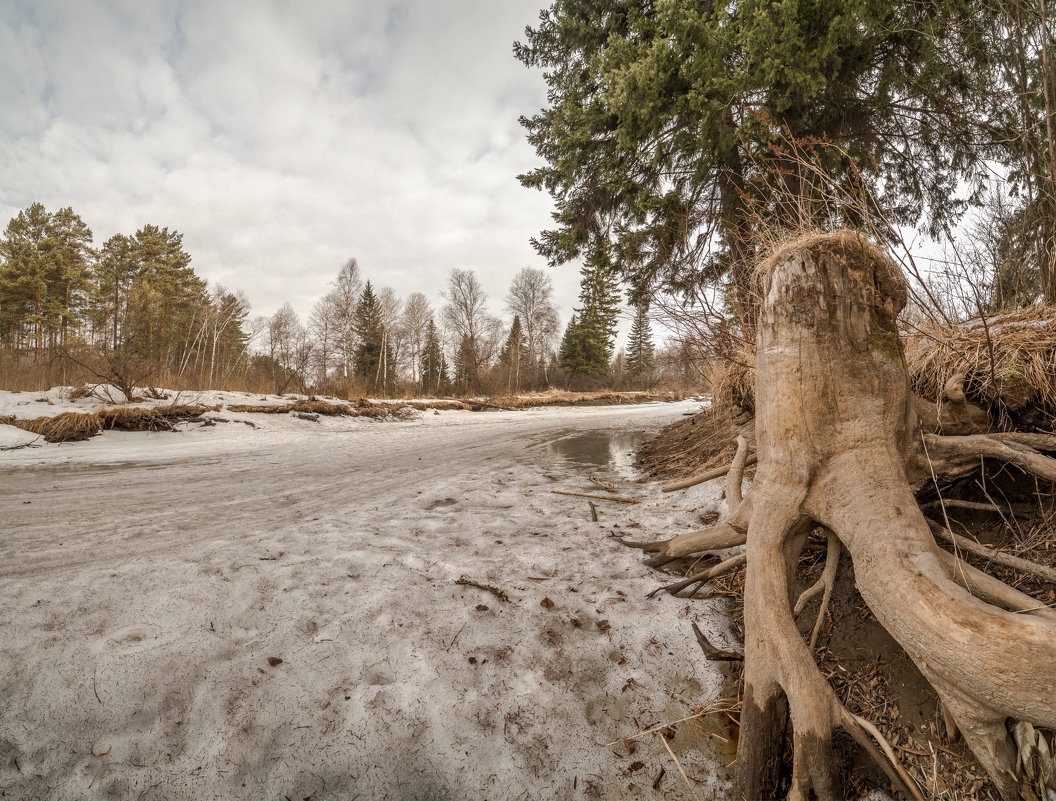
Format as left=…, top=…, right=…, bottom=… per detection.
left=661, top=453, right=758, bottom=492
left=928, top=519, right=1056, bottom=584
left=647, top=553, right=747, bottom=598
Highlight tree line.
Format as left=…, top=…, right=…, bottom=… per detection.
left=0, top=202, right=665, bottom=396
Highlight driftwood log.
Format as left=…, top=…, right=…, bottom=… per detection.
left=631, top=232, right=1056, bottom=800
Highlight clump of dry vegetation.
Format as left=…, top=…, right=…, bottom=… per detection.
left=905, top=304, right=1056, bottom=428
left=227, top=397, right=418, bottom=420
left=0, top=404, right=216, bottom=443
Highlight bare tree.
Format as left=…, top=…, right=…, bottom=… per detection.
left=328, top=258, right=363, bottom=384
left=267, top=303, right=312, bottom=395
left=442, top=268, right=497, bottom=392
left=308, top=293, right=340, bottom=389
left=401, top=292, right=433, bottom=388
left=505, top=267, right=560, bottom=387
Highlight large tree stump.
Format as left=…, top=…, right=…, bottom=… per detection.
left=636, top=232, right=1056, bottom=800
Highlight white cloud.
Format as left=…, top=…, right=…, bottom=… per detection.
left=0, top=0, right=591, bottom=337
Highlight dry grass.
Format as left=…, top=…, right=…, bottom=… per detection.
left=228, top=397, right=418, bottom=420
left=0, top=404, right=216, bottom=442
left=905, top=304, right=1056, bottom=425
left=488, top=390, right=682, bottom=408
left=1, top=411, right=104, bottom=442
left=637, top=404, right=751, bottom=479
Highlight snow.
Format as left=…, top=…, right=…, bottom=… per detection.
left=0, top=399, right=749, bottom=800
left=0, top=424, right=40, bottom=450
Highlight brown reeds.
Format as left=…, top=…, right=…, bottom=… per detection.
left=0, top=404, right=217, bottom=442
left=227, top=397, right=418, bottom=420
left=1, top=411, right=104, bottom=442
left=905, top=304, right=1056, bottom=423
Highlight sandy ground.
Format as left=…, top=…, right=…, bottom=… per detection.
left=0, top=399, right=748, bottom=801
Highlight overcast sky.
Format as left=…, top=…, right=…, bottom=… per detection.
left=0, top=0, right=599, bottom=334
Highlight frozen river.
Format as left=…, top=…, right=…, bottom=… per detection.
left=1, top=401, right=736, bottom=800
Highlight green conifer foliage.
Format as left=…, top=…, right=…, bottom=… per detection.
left=499, top=315, right=531, bottom=391
left=420, top=318, right=447, bottom=395
left=626, top=301, right=655, bottom=378
left=353, top=281, right=385, bottom=391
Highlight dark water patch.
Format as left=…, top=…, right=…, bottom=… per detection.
left=546, top=430, right=647, bottom=469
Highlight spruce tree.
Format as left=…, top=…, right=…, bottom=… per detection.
left=561, top=252, right=621, bottom=378
left=517, top=0, right=1002, bottom=319
left=626, top=301, right=655, bottom=379
left=352, top=281, right=384, bottom=392
left=499, top=315, right=530, bottom=391
left=420, top=318, right=446, bottom=395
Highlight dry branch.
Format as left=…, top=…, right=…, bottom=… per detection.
left=455, top=575, right=509, bottom=603
left=550, top=490, right=639, bottom=504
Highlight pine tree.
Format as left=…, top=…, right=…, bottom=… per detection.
left=352, top=281, right=385, bottom=392
left=626, top=301, right=655, bottom=379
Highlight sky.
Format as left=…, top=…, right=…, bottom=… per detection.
left=0, top=0, right=596, bottom=334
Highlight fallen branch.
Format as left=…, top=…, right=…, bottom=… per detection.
left=455, top=575, right=510, bottom=602
left=445, top=396, right=516, bottom=412
left=551, top=490, right=639, bottom=504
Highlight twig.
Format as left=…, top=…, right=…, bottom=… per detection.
left=89, top=745, right=111, bottom=788
left=691, top=622, right=743, bottom=661
left=648, top=554, right=747, bottom=598
left=455, top=575, right=510, bottom=602
left=93, top=671, right=102, bottom=704
left=605, top=711, right=715, bottom=747
left=551, top=490, right=639, bottom=504
left=658, top=731, right=702, bottom=801
left=447, top=623, right=467, bottom=651
left=588, top=500, right=598, bottom=522
left=588, top=475, right=618, bottom=493
left=922, top=498, right=1002, bottom=513
left=844, top=711, right=925, bottom=801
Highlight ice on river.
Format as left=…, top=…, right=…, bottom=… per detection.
left=1, top=398, right=745, bottom=800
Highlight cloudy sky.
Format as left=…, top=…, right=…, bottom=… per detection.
left=0, top=0, right=595, bottom=332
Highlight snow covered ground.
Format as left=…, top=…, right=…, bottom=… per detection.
left=1, top=399, right=746, bottom=800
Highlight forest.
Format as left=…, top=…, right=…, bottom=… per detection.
left=0, top=202, right=677, bottom=397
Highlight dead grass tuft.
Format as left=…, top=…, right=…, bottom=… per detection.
left=0, top=404, right=216, bottom=442
left=638, top=404, right=751, bottom=479
left=905, top=304, right=1056, bottom=427
left=1, top=411, right=104, bottom=442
